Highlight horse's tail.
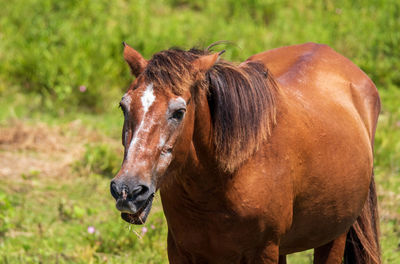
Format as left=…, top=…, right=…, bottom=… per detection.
left=344, top=171, right=381, bottom=264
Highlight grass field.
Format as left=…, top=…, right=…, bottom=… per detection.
left=0, top=0, right=399, bottom=263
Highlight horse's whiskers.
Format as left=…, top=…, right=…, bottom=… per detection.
left=132, top=227, right=143, bottom=239
left=126, top=223, right=143, bottom=239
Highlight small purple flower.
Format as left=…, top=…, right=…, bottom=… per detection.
left=150, top=225, right=155, bottom=230
left=141, top=227, right=148, bottom=235
left=87, top=226, right=96, bottom=234
left=79, top=85, right=87, bottom=92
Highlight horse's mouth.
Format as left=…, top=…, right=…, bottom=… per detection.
left=120, top=195, right=154, bottom=225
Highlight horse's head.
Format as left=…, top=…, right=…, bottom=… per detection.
left=110, top=43, right=219, bottom=224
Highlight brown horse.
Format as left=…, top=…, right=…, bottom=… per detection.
left=110, top=42, right=381, bottom=263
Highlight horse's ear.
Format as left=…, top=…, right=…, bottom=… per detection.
left=193, top=50, right=225, bottom=72
left=123, top=42, right=148, bottom=77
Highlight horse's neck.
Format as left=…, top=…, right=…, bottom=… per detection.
left=161, top=146, right=228, bottom=218
left=183, top=92, right=227, bottom=194
left=161, top=92, right=229, bottom=211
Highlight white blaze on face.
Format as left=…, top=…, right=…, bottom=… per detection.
left=141, top=83, right=155, bottom=113
left=126, top=83, right=156, bottom=159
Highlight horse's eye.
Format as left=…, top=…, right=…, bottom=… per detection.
left=171, top=109, right=185, bottom=121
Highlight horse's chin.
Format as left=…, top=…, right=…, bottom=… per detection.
left=120, top=197, right=153, bottom=225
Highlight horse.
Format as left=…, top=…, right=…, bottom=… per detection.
left=110, top=42, right=381, bottom=264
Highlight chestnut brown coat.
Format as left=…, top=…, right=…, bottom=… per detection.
left=110, top=42, right=380, bottom=263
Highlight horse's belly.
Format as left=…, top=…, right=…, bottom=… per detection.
left=279, top=211, right=356, bottom=254
left=279, top=166, right=371, bottom=254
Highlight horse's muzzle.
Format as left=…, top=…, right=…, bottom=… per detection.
left=110, top=179, right=154, bottom=224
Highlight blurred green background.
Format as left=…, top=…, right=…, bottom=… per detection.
left=0, top=0, right=399, bottom=263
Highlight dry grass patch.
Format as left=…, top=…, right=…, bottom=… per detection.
left=0, top=120, right=120, bottom=181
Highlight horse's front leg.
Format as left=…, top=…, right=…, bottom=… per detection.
left=313, top=232, right=347, bottom=264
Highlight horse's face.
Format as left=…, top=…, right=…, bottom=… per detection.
left=110, top=44, right=218, bottom=224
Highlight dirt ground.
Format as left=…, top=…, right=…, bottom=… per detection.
left=0, top=120, right=105, bottom=180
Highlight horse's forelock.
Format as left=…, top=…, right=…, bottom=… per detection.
left=143, top=48, right=207, bottom=95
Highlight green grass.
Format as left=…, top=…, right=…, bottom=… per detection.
left=0, top=0, right=399, bottom=263
left=0, top=175, right=169, bottom=263
left=374, top=86, right=400, bottom=263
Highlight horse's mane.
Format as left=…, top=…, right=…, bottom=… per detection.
left=144, top=48, right=279, bottom=172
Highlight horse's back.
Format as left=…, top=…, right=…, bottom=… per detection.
left=248, top=42, right=380, bottom=140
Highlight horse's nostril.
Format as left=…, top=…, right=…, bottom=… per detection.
left=131, top=185, right=149, bottom=198
left=110, top=181, right=119, bottom=200
left=111, top=180, right=151, bottom=203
